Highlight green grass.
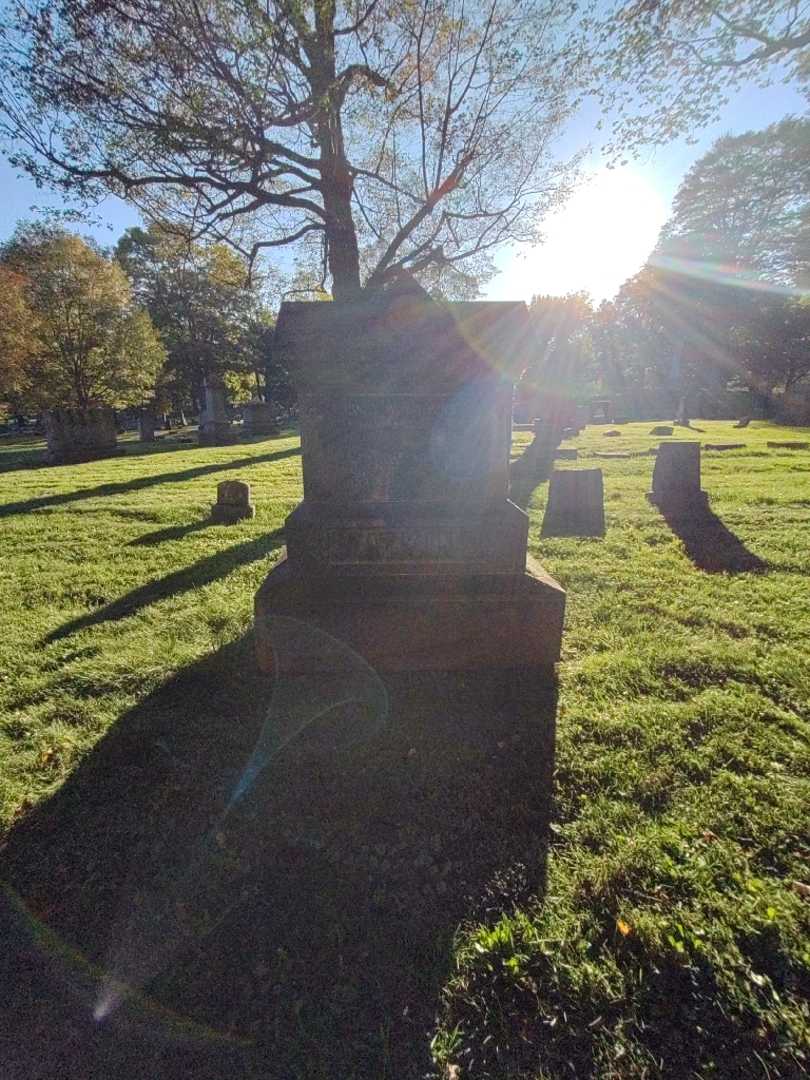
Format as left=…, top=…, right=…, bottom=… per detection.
left=1, top=420, right=809, bottom=1079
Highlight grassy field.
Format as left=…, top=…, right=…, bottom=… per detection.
left=1, top=421, right=808, bottom=1079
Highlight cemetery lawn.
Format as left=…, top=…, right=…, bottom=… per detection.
left=1, top=421, right=808, bottom=1079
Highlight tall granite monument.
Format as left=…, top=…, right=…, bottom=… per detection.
left=255, top=289, right=565, bottom=673
left=198, top=374, right=237, bottom=446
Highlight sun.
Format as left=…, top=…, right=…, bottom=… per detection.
left=490, top=167, right=668, bottom=304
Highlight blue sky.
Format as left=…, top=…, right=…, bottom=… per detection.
left=0, top=77, right=805, bottom=305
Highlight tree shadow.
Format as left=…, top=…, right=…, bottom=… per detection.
left=658, top=503, right=769, bottom=574
left=43, top=531, right=285, bottom=642
left=127, top=521, right=213, bottom=547
left=0, top=634, right=557, bottom=1080
left=0, top=446, right=300, bottom=519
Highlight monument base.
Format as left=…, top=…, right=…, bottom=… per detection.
left=647, top=490, right=709, bottom=513
left=254, top=554, right=565, bottom=674
left=198, top=421, right=238, bottom=446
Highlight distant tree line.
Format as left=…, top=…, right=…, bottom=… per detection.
left=520, top=117, right=810, bottom=421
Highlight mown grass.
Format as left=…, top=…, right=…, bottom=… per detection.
left=1, top=420, right=808, bottom=1079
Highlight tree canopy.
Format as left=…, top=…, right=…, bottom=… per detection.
left=598, top=0, right=810, bottom=149
left=116, top=224, right=274, bottom=412
left=0, top=224, right=166, bottom=411
left=0, top=0, right=591, bottom=300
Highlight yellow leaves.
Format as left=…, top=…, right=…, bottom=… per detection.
left=616, top=917, right=633, bottom=937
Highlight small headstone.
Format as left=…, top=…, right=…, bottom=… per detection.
left=733, top=416, right=751, bottom=429
left=594, top=451, right=631, bottom=459
left=541, top=469, right=605, bottom=537
left=554, top=448, right=578, bottom=460
left=704, top=443, right=745, bottom=451
left=603, top=429, right=621, bottom=437
left=649, top=425, right=674, bottom=436
left=648, top=441, right=707, bottom=511
left=211, top=479, right=255, bottom=524
left=767, top=440, right=809, bottom=450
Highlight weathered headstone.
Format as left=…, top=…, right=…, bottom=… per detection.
left=704, top=443, right=745, bottom=451
left=603, top=429, right=621, bottom=437
left=242, top=399, right=279, bottom=438
left=139, top=405, right=158, bottom=443
left=733, top=416, right=751, bottom=429
left=43, top=407, right=120, bottom=465
left=198, top=375, right=237, bottom=446
left=541, top=469, right=605, bottom=537
left=649, top=425, right=674, bottom=436
left=255, top=292, right=566, bottom=673
left=767, top=440, right=809, bottom=450
left=554, top=447, right=578, bottom=460
left=211, top=479, right=255, bottom=524
left=648, top=441, right=708, bottom=511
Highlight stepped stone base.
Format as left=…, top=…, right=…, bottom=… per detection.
left=255, top=553, right=565, bottom=674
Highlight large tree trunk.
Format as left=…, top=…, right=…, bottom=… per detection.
left=312, top=2, right=362, bottom=301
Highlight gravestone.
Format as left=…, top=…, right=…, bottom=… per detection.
left=767, top=440, right=809, bottom=450
left=43, top=407, right=120, bottom=465
left=704, top=443, right=745, bottom=451
left=541, top=469, right=605, bottom=537
left=139, top=405, right=158, bottom=443
left=242, top=399, right=279, bottom=438
left=255, top=292, right=566, bottom=673
left=554, top=448, right=578, bottom=460
left=198, top=375, right=237, bottom=446
left=648, top=441, right=708, bottom=511
left=649, top=425, right=673, bottom=436
left=211, top=479, right=255, bottom=523
left=734, top=416, right=751, bottom=429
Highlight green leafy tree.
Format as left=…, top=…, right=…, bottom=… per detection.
left=597, top=0, right=810, bottom=149
left=116, top=224, right=276, bottom=412
left=0, top=265, right=39, bottom=410
left=657, top=117, right=810, bottom=284
left=0, top=224, right=165, bottom=411
left=0, top=0, right=590, bottom=300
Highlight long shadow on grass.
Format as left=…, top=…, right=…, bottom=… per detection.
left=0, top=446, right=300, bottom=518
left=509, top=439, right=555, bottom=509
left=658, top=504, right=769, bottom=574
left=43, top=530, right=285, bottom=643
left=0, top=635, right=557, bottom=1080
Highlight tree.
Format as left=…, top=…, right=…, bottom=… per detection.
left=657, top=117, right=810, bottom=284
left=0, top=265, right=39, bottom=410
left=116, top=224, right=275, bottom=412
left=598, top=0, right=810, bottom=149
left=0, top=0, right=589, bottom=300
left=0, top=224, right=166, bottom=411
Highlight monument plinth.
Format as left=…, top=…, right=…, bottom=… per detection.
left=254, top=292, right=565, bottom=673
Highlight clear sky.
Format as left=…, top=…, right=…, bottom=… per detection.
left=0, top=77, right=805, bottom=305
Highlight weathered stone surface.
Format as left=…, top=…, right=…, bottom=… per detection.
left=199, top=375, right=237, bottom=446
left=139, top=405, right=158, bottom=442
left=43, top=407, right=120, bottom=465
left=255, top=293, right=566, bottom=673
left=242, top=399, right=279, bottom=438
left=554, top=448, right=578, bottom=460
left=648, top=441, right=708, bottom=511
left=649, top=425, right=674, bottom=436
left=211, top=479, right=255, bottom=523
left=767, top=440, right=809, bottom=449
left=603, top=429, right=621, bottom=437
left=704, top=443, right=745, bottom=451
left=734, top=416, right=751, bottom=429
left=541, top=469, right=605, bottom=537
